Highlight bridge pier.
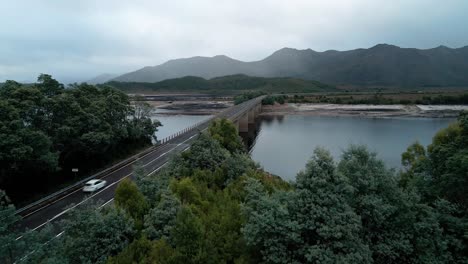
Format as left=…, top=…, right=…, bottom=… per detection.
left=248, top=109, right=255, bottom=124
left=232, top=100, right=263, bottom=134
left=238, top=113, right=249, bottom=132
left=254, top=104, right=261, bottom=116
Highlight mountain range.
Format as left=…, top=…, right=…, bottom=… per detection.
left=111, top=44, right=468, bottom=87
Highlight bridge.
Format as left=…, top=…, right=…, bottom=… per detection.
left=16, top=96, right=264, bottom=232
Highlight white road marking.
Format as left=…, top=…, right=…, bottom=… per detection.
left=99, top=198, right=114, bottom=208
left=14, top=101, right=262, bottom=262
left=20, top=144, right=171, bottom=219
left=25, top=130, right=199, bottom=233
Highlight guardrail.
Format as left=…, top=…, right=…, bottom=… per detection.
left=16, top=96, right=263, bottom=217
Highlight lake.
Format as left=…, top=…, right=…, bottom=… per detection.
left=249, top=115, right=454, bottom=181
left=151, top=113, right=212, bottom=140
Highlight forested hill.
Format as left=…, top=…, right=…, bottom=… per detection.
left=107, top=74, right=336, bottom=94
left=112, top=44, right=468, bottom=87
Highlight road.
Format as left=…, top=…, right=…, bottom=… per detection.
left=17, top=96, right=262, bottom=233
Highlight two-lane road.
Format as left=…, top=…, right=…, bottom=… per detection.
left=17, top=96, right=263, bottom=233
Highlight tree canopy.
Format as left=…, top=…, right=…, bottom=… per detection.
left=2, top=114, right=467, bottom=263
left=0, top=75, right=160, bottom=204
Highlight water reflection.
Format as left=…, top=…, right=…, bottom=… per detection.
left=248, top=115, right=454, bottom=181
left=260, top=115, right=285, bottom=125
left=239, top=122, right=261, bottom=150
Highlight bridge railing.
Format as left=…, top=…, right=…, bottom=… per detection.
left=16, top=96, right=263, bottom=216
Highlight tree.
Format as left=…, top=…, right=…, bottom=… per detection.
left=144, top=191, right=181, bottom=240
left=134, top=164, right=172, bottom=207
left=0, top=75, right=161, bottom=205
left=208, top=118, right=244, bottom=153
left=107, top=236, right=153, bottom=264
left=221, top=153, right=256, bottom=185
left=243, top=148, right=372, bottom=263
left=0, top=190, right=24, bottom=263
left=59, top=204, right=135, bottom=263
left=170, top=178, right=202, bottom=205
left=338, top=146, right=422, bottom=263
left=400, top=142, right=430, bottom=190
left=168, top=133, right=230, bottom=177
left=169, top=206, right=204, bottom=263
left=0, top=190, right=57, bottom=263
left=36, top=73, right=64, bottom=97
left=426, top=112, right=468, bottom=208
left=294, top=148, right=371, bottom=263
left=115, top=178, right=148, bottom=224
left=0, top=99, right=58, bottom=187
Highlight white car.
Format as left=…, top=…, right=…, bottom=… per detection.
left=83, top=179, right=107, bottom=192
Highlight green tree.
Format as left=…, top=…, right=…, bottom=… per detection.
left=0, top=190, right=57, bottom=263
left=339, top=146, right=425, bottom=263
left=427, top=112, right=468, bottom=208
left=169, top=133, right=230, bottom=176
left=135, top=169, right=172, bottom=207
left=294, top=148, right=371, bottom=263
left=36, top=73, right=64, bottom=97
left=0, top=75, right=161, bottom=205
left=208, top=118, right=244, bottom=153
left=243, top=148, right=372, bottom=263
left=170, top=178, right=202, bottom=205
left=144, top=191, right=181, bottom=240
left=59, top=204, right=135, bottom=263
left=107, top=236, right=153, bottom=264
left=0, top=190, right=25, bottom=263
left=400, top=141, right=430, bottom=189
left=115, top=178, right=148, bottom=224
left=169, top=206, right=204, bottom=263
left=221, top=153, right=256, bottom=185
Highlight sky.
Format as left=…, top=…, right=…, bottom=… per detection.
left=1, top=0, right=468, bottom=83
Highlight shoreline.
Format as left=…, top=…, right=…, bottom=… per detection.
left=260, top=103, right=468, bottom=118
left=149, top=101, right=467, bottom=118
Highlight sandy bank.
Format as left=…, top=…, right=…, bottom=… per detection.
left=261, top=103, right=468, bottom=118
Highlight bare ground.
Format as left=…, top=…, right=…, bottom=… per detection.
left=261, top=103, right=468, bottom=118
left=150, top=100, right=233, bottom=115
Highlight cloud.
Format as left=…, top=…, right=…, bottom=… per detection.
left=1, top=0, right=467, bottom=83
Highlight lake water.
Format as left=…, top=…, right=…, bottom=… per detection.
left=249, top=115, right=454, bottom=181
left=151, top=113, right=212, bottom=140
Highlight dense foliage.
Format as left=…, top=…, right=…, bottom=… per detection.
left=401, top=111, right=468, bottom=208
left=108, top=74, right=336, bottom=95
left=2, top=116, right=467, bottom=263
left=0, top=75, right=160, bottom=204
left=242, top=144, right=467, bottom=263
left=234, top=91, right=266, bottom=105
left=288, top=92, right=468, bottom=105
left=261, top=95, right=288, bottom=105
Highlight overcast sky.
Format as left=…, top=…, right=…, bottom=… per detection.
left=1, top=0, right=468, bottom=83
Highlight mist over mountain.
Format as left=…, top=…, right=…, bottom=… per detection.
left=113, top=44, right=468, bottom=87
left=85, top=73, right=119, bottom=84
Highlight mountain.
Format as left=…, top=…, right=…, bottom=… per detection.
left=107, top=74, right=336, bottom=94
left=85, top=73, right=118, bottom=84
left=112, top=44, right=468, bottom=87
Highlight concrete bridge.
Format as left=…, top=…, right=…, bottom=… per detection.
left=224, top=98, right=263, bottom=134
left=16, top=96, right=264, bottom=233
left=232, top=103, right=262, bottom=133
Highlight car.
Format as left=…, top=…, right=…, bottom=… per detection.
left=83, top=179, right=107, bottom=192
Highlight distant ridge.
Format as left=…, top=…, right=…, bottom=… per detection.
left=107, top=74, right=336, bottom=94
left=112, top=44, right=468, bottom=87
